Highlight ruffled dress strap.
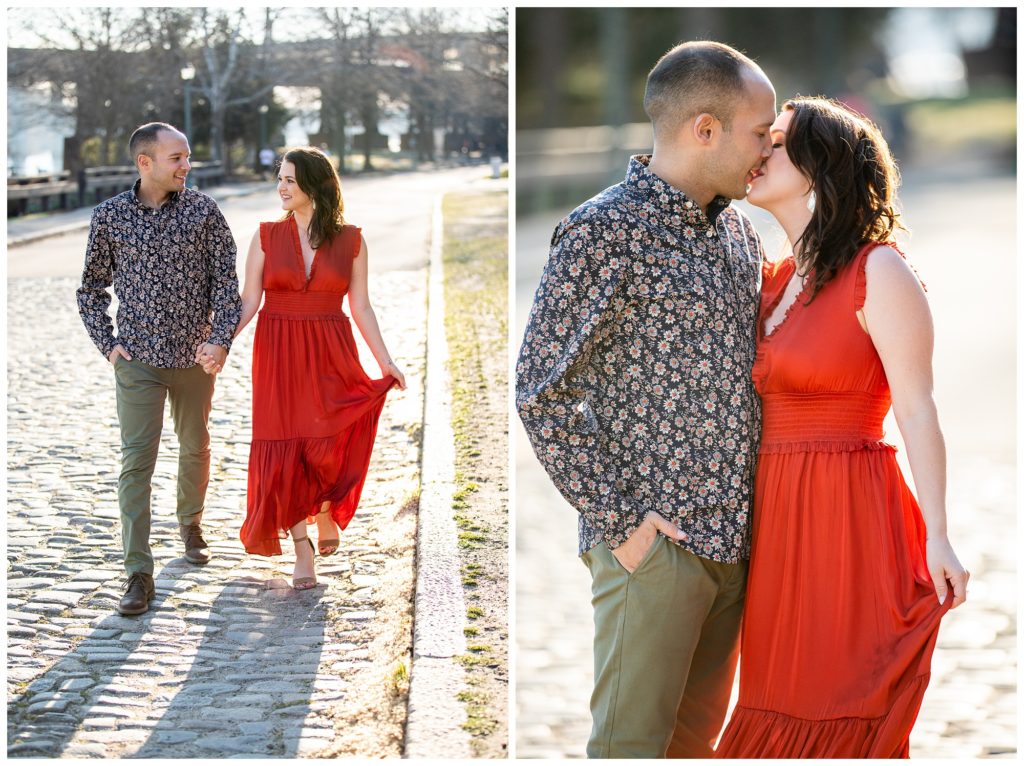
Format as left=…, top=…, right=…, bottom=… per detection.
left=347, top=225, right=363, bottom=257
left=854, top=241, right=927, bottom=312
left=759, top=256, right=795, bottom=326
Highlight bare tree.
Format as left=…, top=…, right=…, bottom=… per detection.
left=185, top=8, right=279, bottom=169
left=398, top=8, right=451, bottom=162
left=315, top=8, right=400, bottom=172
left=352, top=8, right=400, bottom=170
left=10, top=7, right=150, bottom=168
left=315, top=7, right=360, bottom=171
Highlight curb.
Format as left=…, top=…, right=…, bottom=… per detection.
left=7, top=220, right=95, bottom=248
left=6, top=184, right=269, bottom=248
left=404, top=197, right=472, bottom=758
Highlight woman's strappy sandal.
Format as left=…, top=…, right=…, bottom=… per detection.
left=292, top=535, right=317, bottom=590
left=316, top=510, right=339, bottom=557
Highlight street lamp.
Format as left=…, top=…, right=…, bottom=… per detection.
left=181, top=64, right=196, bottom=146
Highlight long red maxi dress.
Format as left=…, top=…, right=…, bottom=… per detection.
left=715, top=243, right=950, bottom=758
left=240, top=217, right=395, bottom=556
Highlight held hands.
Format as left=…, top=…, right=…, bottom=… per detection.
left=108, top=344, right=132, bottom=365
left=926, top=536, right=969, bottom=609
left=383, top=359, right=407, bottom=390
left=195, top=342, right=227, bottom=376
left=610, top=511, right=688, bottom=574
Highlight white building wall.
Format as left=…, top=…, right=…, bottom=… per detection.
left=7, top=85, right=75, bottom=176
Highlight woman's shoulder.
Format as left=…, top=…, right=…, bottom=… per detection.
left=859, top=241, right=917, bottom=278
left=857, top=241, right=926, bottom=307
left=257, top=217, right=293, bottom=238
left=339, top=222, right=364, bottom=248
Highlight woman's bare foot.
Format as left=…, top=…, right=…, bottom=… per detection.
left=291, top=528, right=316, bottom=590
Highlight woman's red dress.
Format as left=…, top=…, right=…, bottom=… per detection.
left=241, top=217, right=395, bottom=556
left=715, top=243, right=949, bottom=758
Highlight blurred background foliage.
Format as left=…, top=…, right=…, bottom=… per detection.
left=516, top=7, right=1015, bottom=215
left=8, top=7, right=508, bottom=178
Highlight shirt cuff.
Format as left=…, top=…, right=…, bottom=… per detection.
left=206, top=333, right=234, bottom=353
left=601, top=494, right=647, bottom=551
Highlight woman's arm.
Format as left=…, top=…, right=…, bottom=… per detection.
left=235, top=230, right=266, bottom=338
left=348, top=235, right=407, bottom=389
left=861, top=245, right=968, bottom=608
left=198, top=230, right=264, bottom=373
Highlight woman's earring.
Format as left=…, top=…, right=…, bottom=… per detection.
left=806, top=190, right=816, bottom=213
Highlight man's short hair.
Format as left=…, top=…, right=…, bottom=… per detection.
left=644, top=41, right=762, bottom=138
left=128, top=122, right=181, bottom=166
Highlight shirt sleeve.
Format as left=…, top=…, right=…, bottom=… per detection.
left=204, top=201, right=242, bottom=350
left=76, top=207, right=118, bottom=359
left=515, top=214, right=646, bottom=550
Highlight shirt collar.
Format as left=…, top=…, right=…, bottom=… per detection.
left=131, top=178, right=180, bottom=211
left=624, top=154, right=732, bottom=229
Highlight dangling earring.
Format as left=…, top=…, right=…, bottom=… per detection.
left=806, top=190, right=816, bottom=213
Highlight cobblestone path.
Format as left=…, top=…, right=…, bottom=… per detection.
left=515, top=444, right=1016, bottom=759
left=7, top=270, right=426, bottom=758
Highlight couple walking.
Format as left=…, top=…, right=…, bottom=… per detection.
left=517, top=41, right=969, bottom=758
left=77, top=122, right=406, bottom=616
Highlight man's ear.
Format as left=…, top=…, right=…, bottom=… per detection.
left=136, top=154, right=150, bottom=174
left=692, top=113, right=717, bottom=145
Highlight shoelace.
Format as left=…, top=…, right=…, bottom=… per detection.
left=182, top=525, right=207, bottom=549
left=122, top=572, right=150, bottom=592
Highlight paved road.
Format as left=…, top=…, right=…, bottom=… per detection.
left=6, top=166, right=487, bottom=758
left=8, top=166, right=486, bottom=279
left=514, top=166, right=1017, bottom=758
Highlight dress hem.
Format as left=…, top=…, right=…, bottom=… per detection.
left=715, top=672, right=931, bottom=759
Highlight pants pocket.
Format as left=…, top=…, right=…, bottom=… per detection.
left=626, top=532, right=665, bottom=579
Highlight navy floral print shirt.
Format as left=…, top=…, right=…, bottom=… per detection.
left=77, top=180, right=242, bottom=368
left=517, top=155, right=763, bottom=563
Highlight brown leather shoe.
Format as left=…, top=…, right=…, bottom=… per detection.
left=179, top=523, right=211, bottom=564
left=118, top=573, right=155, bottom=615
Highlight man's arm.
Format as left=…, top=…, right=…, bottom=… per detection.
left=516, top=214, right=653, bottom=552
left=76, top=208, right=119, bottom=360
left=201, top=202, right=242, bottom=363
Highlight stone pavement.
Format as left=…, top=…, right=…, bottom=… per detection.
left=514, top=166, right=1017, bottom=758
left=7, top=267, right=427, bottom=757
left=516, top=439, right=1016, bottom=759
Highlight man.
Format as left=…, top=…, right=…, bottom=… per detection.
left=258, top=146, right=275, bottom=180
left=77, top=122, right=241, bottom=616
left=516, top=42, right=776, bottom=757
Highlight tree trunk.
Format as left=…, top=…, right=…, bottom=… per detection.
left=335, top=111, right=348, bottom=174
left=360, top=96, right=376, bottom=171
left=210, top=103, right=227, bottom=167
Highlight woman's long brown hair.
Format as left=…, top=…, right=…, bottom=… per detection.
left=280, top=146, right=346, bottom=248
left=784, top=97, right=905, bottom=301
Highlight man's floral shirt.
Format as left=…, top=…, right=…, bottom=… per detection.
left=77, top=180, right=241, bottom=368
left=516, top=155, right=763, bottom=563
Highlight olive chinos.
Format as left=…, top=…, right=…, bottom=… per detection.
left=583, top=534, right=747, bottom=758
left=114, top=357, right=215, bottom=575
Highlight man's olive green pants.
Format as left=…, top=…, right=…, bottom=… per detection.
left=114, top=357, right=214, bottom=576
left=582, top=534, right=747, bottom=758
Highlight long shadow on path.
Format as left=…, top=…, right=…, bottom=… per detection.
left=7, top=554, right=330, bottom=758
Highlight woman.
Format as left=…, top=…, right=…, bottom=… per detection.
left=714, top=98, right=968, bottom=758
left=211, top=146, right=406, bottom=590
